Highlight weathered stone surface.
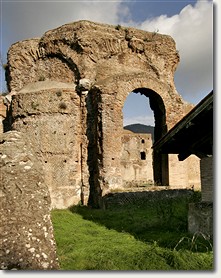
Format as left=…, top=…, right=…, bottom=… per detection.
left=121, top=131, right=153, bottom=188
left=11, top=81, right=87, bottom=208
left=0, top=96, right=7, bottom=133
left=188, top=202, right=213, bottom=237
left=103, top=189, right=194, bottom=209
left=200, top=156, right=213, bottom=202
left=0, top=96, right=7, bottom=118
left=168, top=154, right=201, bottom=190
left=5, top=20, right=200, bottom=208
left=6, top=20, right=192, bottom=128
left=0, top=131, right=59, bottom=270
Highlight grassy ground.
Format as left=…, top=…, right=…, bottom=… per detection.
left=51, top=191, right=213, bottom=270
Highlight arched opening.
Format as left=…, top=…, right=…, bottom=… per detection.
left=123, top=92, right=154, bottom=130
left=122, top=88, right=169, bottom=186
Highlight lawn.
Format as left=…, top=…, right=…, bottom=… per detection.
left=51, top=191, right=213, bottom=270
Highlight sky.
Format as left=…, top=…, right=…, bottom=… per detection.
left=0, top=2, right=219, bottom=277
left=0, top=0, right=214, bottom=127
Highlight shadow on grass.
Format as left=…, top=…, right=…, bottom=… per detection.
left=69, top=190, right=213, bottom=252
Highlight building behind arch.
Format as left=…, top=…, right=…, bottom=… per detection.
left=2, top=20, right=201, bottom=209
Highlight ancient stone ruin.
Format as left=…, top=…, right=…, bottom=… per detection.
left=0, top=20, right=203, bottom=269
left=1, top=20, right=201, bottom=209
left=0, top=131, right=59, bottom=270
left=121, top=130, right=154, bottom=188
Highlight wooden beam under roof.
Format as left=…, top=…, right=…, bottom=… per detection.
left=152, top=91, right=213, bottom=161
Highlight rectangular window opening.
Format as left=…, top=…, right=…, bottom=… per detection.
left=140, top=151, right=146, bottom=160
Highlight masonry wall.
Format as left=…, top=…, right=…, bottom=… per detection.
left=200, top=156, right=213, bottom=202
left=8, top=80, right=201, bottom=208
left=121, top=131, right=153, bottom=188
left=188, top=155, right=213, bottom=237
left=5, top=20, right=201, bottom=208
left=169, top=154, right=201, bottom=190
left=11, top=82, right=88, bottom=209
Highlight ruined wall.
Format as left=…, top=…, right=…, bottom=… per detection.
left=5, top=20, right=200, bottom=208
left=0, top=131, right=59, bottom=270
left=121, top=131, right=153, bottom=188
left=200, top=156, right=213, bottom=202
left=11, top=81, right=88, bottom=208
left=188, top=156, right=213, bottom=237
left=0, top=96, right=6, bottom=133
left=6, top=20, right=193, bottom=128
left=168, top=154, right=200, bottom=190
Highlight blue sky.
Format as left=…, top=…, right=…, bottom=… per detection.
left=0, top=0, right=213, bottom=126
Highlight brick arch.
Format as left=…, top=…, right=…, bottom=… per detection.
left=5, top=20, right=199, bottom=209
left=128, top=88, right=169, bottom=186
left=90, top=74, right=174, bottom=200
left=6, top=38, right=81, bottom=91
left=35, top=54, right=80, bottom=85
left=132, top=88, right=167, bottom=141
left=98, top=72, right=190, bottom=131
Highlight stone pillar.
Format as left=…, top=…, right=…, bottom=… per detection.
left=100, top=92, right=124, bottom=194
left=188, top=156, right=213, bottom=237
left=200, top=156, right=213, bottom=202
left=0, top=131, right=59, bottom=270
left=188, top=202, right=213, bottom=237
left=77, top=78, right=92, bottom=205
left=85, top=86, right=104, bottom=208
left=11, top=81, right=83, bottom=208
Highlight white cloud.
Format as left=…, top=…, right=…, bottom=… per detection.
left=2, top=0, right=127, bottom=44
left=137, top=0, right=213, bottom=103
left=1, top=0, right=213, bottom=106
left=76, top=0, right=130, bottom=25
left=1, top=0, right=128, bottom=92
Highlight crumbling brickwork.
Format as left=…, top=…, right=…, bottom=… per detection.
left=0, top=96, right=6, bottom=133
left=200, top=156, right=213, bottom=202
left=11, top=81, right=87, bottom=208
left=3, top=20, right=200, bottom=208
left=121, top=131, right=153, bottom=188
left=0, top=131, right=59, bottom=270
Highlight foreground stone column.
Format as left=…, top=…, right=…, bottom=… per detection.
left=188, top=156, right=213, bottom=238
left=0, top=131, right=59, bottom=270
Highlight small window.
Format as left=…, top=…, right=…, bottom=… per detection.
left=141, top=139, right=145, bottom=143
left=140, top=151, right=146, bottom=160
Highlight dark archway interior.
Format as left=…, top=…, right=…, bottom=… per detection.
left=125, top=88, right=169, bottom=186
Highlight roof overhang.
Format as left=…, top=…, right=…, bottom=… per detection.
left=152, top=91, right=213, bottom=161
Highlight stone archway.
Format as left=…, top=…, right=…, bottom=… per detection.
left=132, top=88, right=169, bottom=186
left=88, top=72, right=183, bottom=203
left=5, top=20, right=198, bottom=208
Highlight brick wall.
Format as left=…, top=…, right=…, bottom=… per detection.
left=120, top=132, right=153, bottom=187
left=200, top=156, right=213, bottom=202
left=168, top=154, right=200, bottom=189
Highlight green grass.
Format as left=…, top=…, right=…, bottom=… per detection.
left=51, top=191, right=213, bottom=270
